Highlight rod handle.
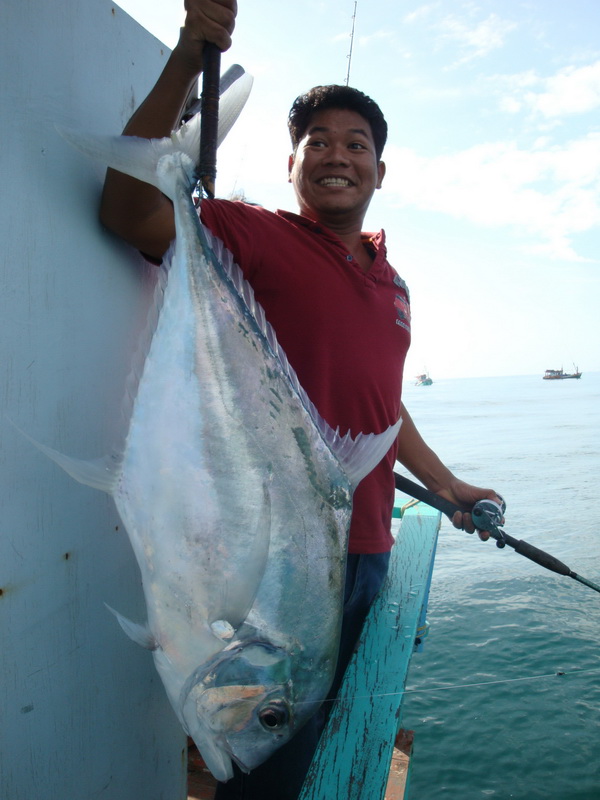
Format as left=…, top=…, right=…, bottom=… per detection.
left=507, top=535, right=572, bottom=577
left=394, top=473, right=465, bottom=519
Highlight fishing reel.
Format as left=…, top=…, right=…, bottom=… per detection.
left=471, top=496, right=507, bottom=547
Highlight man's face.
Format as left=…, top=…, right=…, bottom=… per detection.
left=288, top=108, right=386, bottom=230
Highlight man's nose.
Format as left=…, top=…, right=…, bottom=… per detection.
left=324, top=143, right=350, bottom=165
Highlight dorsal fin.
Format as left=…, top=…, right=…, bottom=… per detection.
left=197, top=225, right=402, bottom=490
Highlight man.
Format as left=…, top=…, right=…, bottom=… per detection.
left=100, top=1, right=501, bottom=797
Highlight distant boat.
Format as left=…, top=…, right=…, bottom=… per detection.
left=415, top=372, right=433, bottom=386
left=543, top=366, right=582, bottom=380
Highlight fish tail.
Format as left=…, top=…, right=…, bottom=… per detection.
left=56, top=69, right=253, bottom=189
left=56, top=124, right=197, bottom=191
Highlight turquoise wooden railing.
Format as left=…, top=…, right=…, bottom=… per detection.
left=299, top=501, right=441, bottom=800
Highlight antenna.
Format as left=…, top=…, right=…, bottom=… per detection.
left=345, top=1, right=358, bottom=86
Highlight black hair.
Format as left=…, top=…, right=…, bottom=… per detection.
left=287, top=85, right=388, bottom=160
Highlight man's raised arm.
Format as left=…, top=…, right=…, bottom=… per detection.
left=99, top=0, right=237, bottom=259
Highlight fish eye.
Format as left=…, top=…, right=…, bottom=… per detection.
left=258, top=701, right=290, bottom=731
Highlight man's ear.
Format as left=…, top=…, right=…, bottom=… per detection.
left=288, top=154, right=294, bottom=183
left=376, top=160, right=386, bottom=190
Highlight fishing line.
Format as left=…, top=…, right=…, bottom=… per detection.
left=402, top=665, right=600, bottom=696
left=295, top=666, right=600, bottom=707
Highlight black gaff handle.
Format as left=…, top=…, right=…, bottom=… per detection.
left=197, top=43, right=221, bottom=198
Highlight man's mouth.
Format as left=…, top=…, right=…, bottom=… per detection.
left=318, top=177, right=353, bottom=187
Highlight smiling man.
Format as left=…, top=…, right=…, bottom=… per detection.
left=287, top=101, right=386, bottom=267
left=100, top=1, right=502, bottom=798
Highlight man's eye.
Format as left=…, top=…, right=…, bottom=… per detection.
left=349, top=142, right=367, bottom=150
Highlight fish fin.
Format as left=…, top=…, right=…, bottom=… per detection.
left=327, top=418, right=403, bottom=490
left=212, top=478, right=272, bottom=630
left=207, top=69, right=254, bottom=146
left=104, top=603, right=158, bottom=650
left=56, top=70, right=252, bottom=187
left=8, top=418, right=119, bottom=493
left=198, top=230, right=402, bottom=491
left=182, top=64, right=251, bottom=122
left=210, top=620, right=236, bottom=640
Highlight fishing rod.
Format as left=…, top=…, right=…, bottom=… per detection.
left=345, top=1, right=358, bottom=86
left=394, top=472, right=600, bottom=596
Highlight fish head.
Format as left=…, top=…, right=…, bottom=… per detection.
left=180, top=639, right=313, bottom=780
left=190, top=683, right=293, bottom=777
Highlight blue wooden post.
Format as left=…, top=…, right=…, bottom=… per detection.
left=299, top=502, right=441, bottom=800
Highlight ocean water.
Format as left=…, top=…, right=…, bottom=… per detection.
left=397, top=372, right=600, bottom=800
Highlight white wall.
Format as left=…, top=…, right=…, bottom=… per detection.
left=0, top=3, right=186, bottom=797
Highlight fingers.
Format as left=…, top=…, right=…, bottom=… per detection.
left=451, top=510, right=491, bottom=541
left=184, top=0, right=237, bottom=51
left=451, top=510, right=474, bottom=534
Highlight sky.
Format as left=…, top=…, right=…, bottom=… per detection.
left=116, top=0, right=600, bottom=379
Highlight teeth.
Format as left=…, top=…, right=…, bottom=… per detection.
left=319, top=178, right=351, bottom=187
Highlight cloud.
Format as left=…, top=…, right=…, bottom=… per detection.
left=528, top=60, right=600, bottom=117
left=436, top=12, right=517, bottom=65
left=384, top=134, right=600, bottom=261
left=357, top=29, right=394, bottom=47
left=403, top=4, right=439, bottom=24
left=499, top=60, right=600, bottom=119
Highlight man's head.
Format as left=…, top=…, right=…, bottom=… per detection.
left=286, top=86, right=387, bottom=231
left=288, top=85, right=388, bottom=160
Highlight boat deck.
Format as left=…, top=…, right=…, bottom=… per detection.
left=187, top=733, right=412, bottom=800
left=187, top=744, right=218, bottom=800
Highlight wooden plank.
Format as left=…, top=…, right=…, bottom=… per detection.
left=299, top=503, right=441, bottom=800
left=188, top=743, right=218, bottom=800
left=384, top=729, right=413, bottom=800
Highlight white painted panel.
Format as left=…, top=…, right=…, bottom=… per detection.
left=0, top=3, right=187, bottom=798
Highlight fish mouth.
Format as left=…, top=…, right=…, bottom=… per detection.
left=188, top=722, right=235, bottom=783
left=229, top=751, right=251, bottom=774
left=181, top=662, right=275, bottom=781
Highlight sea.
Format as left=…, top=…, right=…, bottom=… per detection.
left=395, top=372, right=600, bottom=800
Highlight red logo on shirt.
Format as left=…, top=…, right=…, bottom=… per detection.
left=394, top=294, right=411, bottom=332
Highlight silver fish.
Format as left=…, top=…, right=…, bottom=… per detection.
left=37, top=91, right=401, bottom=781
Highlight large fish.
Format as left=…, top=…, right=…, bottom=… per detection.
left=37, top=77, right=401, bottom=782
